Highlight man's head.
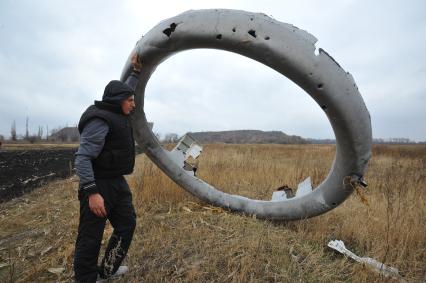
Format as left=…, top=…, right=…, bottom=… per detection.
left=121, top=95, right=135, bottom=115
left=102, top=80, right=135, bottom=115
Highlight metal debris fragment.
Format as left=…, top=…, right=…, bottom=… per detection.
left=169, top=133, right=202, bottom=176
left=122, top=9, right=372, bottom=220
left=328, top=240, right=405, bottom=281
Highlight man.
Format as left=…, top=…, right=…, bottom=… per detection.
left=73, top=53, right=141, bottom=282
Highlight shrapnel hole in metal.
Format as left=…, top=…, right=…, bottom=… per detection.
left=248, top=30, right=256, bottom=38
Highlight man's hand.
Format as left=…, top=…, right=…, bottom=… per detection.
left=131, top=52, right=142, bottom=73
left=88, top=193, right=107, bottom=217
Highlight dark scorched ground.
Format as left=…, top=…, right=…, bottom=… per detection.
left=0, top=148, right=77, bottom=202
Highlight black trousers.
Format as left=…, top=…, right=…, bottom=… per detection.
left=74, top=176, right=136, bottom=283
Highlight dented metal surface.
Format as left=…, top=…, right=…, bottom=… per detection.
left=120, top=9, right=372, bottom=220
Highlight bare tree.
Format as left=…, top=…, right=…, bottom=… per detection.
left=25, top=116, right=29, bottom=140
left=11, top=120, right=17, bottom=141
left=37, top=126, right=44, bottom=140
left=163, top=133, right=179, bottom=143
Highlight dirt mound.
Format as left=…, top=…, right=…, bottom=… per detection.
left=0, top=148, right=77, bottom=202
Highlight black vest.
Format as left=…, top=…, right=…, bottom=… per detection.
left=78, top=101, right=135, bottom=178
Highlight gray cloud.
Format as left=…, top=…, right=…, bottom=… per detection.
left=0, top=0, right=425, bottom=141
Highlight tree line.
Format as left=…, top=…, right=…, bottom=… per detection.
left=2, top=118, right=422, bottom=145
left=4, top=117, right=77, bottom=143
left=2, top=118, right=179, bottom=144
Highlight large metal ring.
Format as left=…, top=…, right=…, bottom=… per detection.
left=120, top=9, right=372, bottom=220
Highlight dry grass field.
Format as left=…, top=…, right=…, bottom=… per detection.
left=0, top=144, right=425, bottom=282
left=0, top=143, right=78, bottom=151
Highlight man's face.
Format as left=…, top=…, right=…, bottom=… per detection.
left=121, top=95, right=135, bottom=115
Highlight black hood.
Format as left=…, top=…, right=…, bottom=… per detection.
left=102, top=80, right=134, bottom=105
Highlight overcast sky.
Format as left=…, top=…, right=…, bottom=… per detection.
left=1, top=0, right=425, bottom=141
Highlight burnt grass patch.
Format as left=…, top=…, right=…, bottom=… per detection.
left=0, top=148, right=77, bottom=202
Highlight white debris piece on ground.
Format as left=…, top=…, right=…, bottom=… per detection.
left=168, top=133, right=203, bottom=176
left=271, top=177, right=312, bottom=201
left=22, top=173, right=56, bottom=185
left=327, top=240, right=405, bottom=281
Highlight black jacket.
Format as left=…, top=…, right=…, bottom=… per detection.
left=78, top=101, right=135, bottom=178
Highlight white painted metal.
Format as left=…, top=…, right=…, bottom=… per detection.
left=121, top=9, right=372, bottom=220
left=168, top=133, right=203, bottom=176
left=295, top=177, right=313, bottom=199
